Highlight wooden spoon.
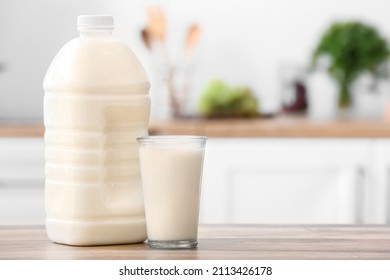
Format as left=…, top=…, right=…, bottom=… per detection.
left=141, top=28, right=152, bottom=50
left=146, top=5, right=167, bottom=43
left=185, top=24, right=201, bottom=58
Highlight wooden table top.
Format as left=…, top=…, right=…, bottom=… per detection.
left=1, top=225, right=390, bottom=260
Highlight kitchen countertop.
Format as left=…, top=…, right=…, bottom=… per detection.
left=0, top=124, right=44, bottom=137
left=2, top=117, right=390, bottom=138
left=149, top=117, right=390, bottom=138
left=1, top=225, right=390, bottom=259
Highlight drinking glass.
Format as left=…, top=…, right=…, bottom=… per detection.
left=137, top=135, right=207, bottom=249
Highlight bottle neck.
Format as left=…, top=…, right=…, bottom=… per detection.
left=79, top=30, right=112, bottom=38
left=77, top=15, right=114, bottom=39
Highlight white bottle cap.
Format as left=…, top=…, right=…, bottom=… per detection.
left=77, top=15, right=114, bottom=31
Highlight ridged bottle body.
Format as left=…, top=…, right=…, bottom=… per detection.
left=43, top=35, right=150, bottom=245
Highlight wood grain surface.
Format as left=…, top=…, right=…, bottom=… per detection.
left=1, top=225, right=390, bottom=260
left=149, top=117, right=390, bottom=138
left=0, top=125, right=44, bottom=137
left=2, top=117, right=390, bottom=138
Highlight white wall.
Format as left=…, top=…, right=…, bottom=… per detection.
left=1, top=0, right=390, bottom=121
left=0, top=0, right=109, bottom=122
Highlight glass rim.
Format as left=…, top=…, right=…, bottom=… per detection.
left=137, top=135, right=207, bottom=144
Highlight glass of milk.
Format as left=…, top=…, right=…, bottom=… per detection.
left=137, top=135, right=207, bottom=249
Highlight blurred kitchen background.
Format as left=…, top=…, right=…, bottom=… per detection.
left=2, top=0, right=390, bottom=225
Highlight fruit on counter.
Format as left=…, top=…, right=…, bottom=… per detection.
left=198, top=80, right=258, bottom=117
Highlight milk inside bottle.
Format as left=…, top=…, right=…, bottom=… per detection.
left=43, top=15, right=150, bottom=246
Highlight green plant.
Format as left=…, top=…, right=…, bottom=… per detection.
left=198, top=80, right=258, bottom=117
left=312, top=21, right=390, bottom=107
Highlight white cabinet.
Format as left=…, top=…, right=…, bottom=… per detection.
left=0, top=138, right=45, bottom=225
left=371, top=140, right=390, bottom=224
left=200, top=138, right=384, bottom=224
left=1, top=137, right=390, bottom=225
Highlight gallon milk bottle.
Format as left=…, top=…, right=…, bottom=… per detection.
left=43, top=15, right=150, bottom=246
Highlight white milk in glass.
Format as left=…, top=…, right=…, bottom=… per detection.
left=139, top=141, right=205, bottom=242
left=43, top=16, right=150, bottom=245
